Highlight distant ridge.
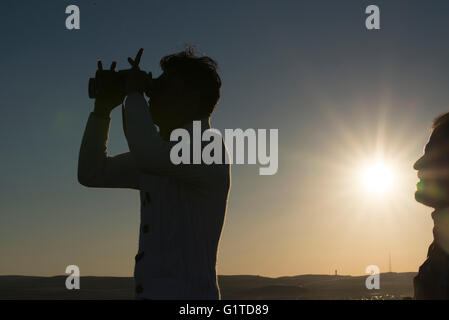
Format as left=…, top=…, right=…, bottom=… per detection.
left=0, top=272, right=416, bottom=300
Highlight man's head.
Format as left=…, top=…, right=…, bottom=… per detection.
left=414, top=112, right=449, bottom=209
left=146, top=48, right=221, bottom=130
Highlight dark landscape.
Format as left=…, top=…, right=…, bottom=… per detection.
left=0, top=273, right=415, bottom=300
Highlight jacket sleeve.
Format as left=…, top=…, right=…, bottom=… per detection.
left=77, top=112, right=140, bottom=189
left=123, top=93, right=215, bottom=185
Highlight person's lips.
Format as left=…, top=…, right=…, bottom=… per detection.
left=415, top=180, right=433, bottom=195
left=417, top=170, right=424, bottom=180
left=416, top=180, right=424, bottom=192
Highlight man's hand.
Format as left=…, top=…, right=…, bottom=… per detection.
left=124, top=48, right=153, bottom=96
left=93, top=49, right=152, bottom=117
left=94, top=60, right=124, bottom=117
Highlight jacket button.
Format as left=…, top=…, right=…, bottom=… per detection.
left=135, top=251, right=144, bottom=262
left=145, top=192, right=151, bottom=204
left=142, top=225, right=149, bottom=233
left=135, top=285, right=143, bottom=294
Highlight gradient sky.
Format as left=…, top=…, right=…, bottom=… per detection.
left=2, top=0, right=449, bottom=277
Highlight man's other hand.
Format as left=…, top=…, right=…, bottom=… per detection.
left=124, top=48, right=152, bottom=96
left=94, top=60, right=124, bottom=117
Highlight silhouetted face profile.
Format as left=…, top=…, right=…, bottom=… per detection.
left=146, top=49, right=221, bottom=133
left=414, top=113, right=449, bottom=209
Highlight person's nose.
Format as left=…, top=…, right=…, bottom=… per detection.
left=414, top=155, right=425, bottom=171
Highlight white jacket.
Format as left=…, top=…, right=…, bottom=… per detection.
left=78, top=93, right=231, bottom=299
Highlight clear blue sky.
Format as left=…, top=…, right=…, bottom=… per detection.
left=1, top=0, right=449, bottom=276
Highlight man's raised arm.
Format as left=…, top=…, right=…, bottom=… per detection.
left=122, top=93, right=221, bottom=187
left=77, top=107, right=139, bottom=189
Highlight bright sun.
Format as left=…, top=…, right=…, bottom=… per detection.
left=361, top=161, right=395, bottom=195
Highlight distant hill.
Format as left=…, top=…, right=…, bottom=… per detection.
left=0, top=272, right=416, bottom=300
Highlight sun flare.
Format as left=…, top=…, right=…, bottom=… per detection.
left=361, top=161, right=395, bottom=195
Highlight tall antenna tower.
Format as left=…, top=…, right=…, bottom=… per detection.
left=388, top=252, right=392, bottom=273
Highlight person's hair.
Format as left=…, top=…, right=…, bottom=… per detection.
left=160, top=47, right=221, bottom=117
left=433, top=112, right=449, bottom=130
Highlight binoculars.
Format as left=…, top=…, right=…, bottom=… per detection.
left=88, top=69, right=155, bottom=99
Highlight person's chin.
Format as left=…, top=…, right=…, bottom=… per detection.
left=415, top=189, right=447, bottom=209
left=415, top=190, right=436, bottom=208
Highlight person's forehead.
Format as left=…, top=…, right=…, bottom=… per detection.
left=425, top=132, right=438, bottom=152
left=426, top=128, right=449, bottom=152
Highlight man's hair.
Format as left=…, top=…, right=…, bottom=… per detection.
left=433, top=112, right=449, bottom=130
left=160, top=47, right=221, bottom=117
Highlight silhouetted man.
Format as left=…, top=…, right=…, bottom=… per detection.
left=414, top=112, right=449, bottom=299
left=78, top=48, right=230, bottom=299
